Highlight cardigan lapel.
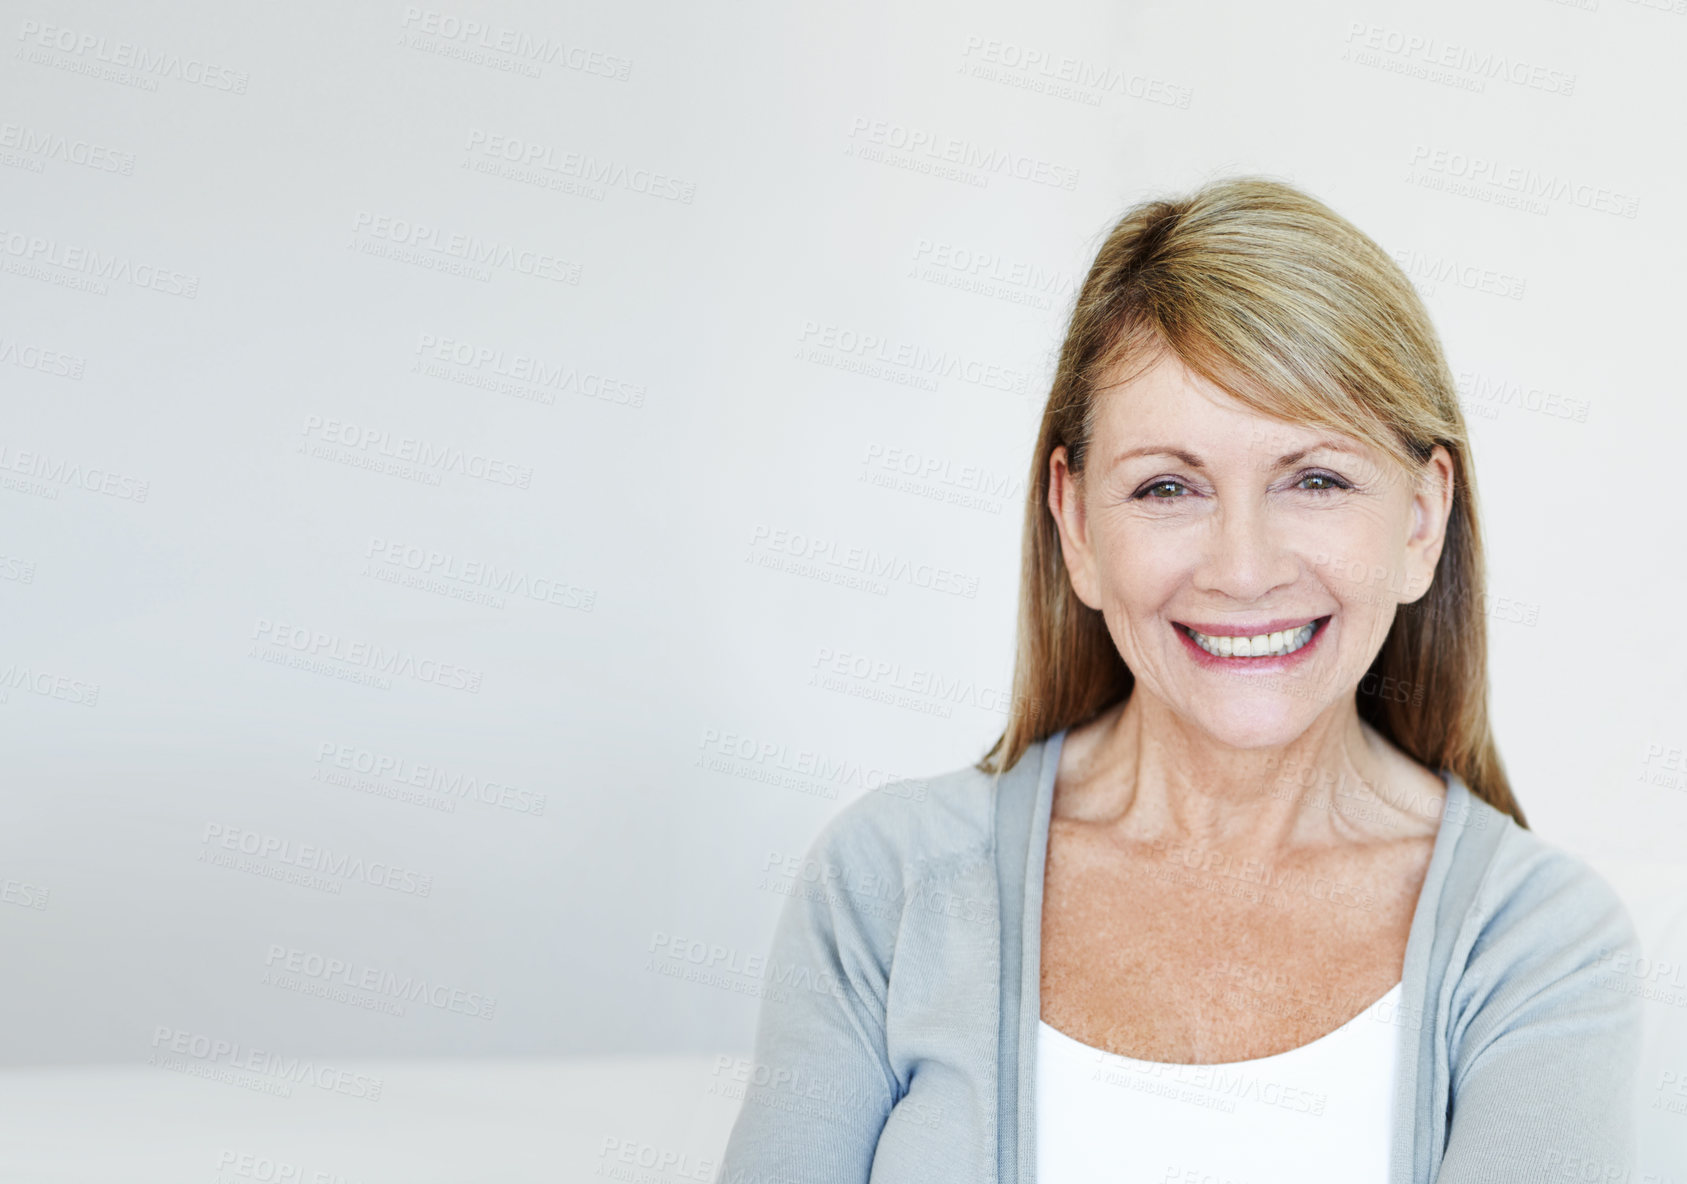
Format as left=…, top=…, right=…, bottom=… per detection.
left=994, top=730, right=1066, bottom=1184
left=1392, top=772, right=1507, bottom=1184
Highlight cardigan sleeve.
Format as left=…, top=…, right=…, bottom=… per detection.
left=717, top=803, right=903, bottom=1183
left=1434, top=831, right=1645, bottom=1183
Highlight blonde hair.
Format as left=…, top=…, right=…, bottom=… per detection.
left=978, top=175, right=1526, bottom=827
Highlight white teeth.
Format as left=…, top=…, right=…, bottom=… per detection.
left=1186, top=621, right=1318, bottom=659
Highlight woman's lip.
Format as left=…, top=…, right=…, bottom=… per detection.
left=1174, top=615, right=1330, bottom=638
left=1173, top=615, right=1332, bottom=670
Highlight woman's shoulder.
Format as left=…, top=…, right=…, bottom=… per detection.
left=803, top=751, right=1007, bottom=880
left=1452, top=795, right=1642, bottom=992
left=1434, top=795, right=1645, bottom=1099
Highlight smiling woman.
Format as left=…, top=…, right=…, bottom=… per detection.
left=719, top=177, right=1642, bottom=1184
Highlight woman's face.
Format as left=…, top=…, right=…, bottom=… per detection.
left=1049, top=349, right=1455, bottom=750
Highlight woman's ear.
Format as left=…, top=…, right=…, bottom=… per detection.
left=1049, top=446, right=1104, bottom=610
left=1399, top=445, right=1455, bottom=604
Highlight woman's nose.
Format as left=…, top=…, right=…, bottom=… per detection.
left=1193, top=499, right=1300, bottom=601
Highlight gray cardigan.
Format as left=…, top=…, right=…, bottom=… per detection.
left=719, top=728, right=1644, bottom=1183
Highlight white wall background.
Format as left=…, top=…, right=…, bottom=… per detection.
left=3, top=0, right=1685, bottom=1178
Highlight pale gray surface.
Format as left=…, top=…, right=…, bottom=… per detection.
left=0, top=1055, right=743, bottom=1183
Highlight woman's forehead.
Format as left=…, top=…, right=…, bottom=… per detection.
left=1099, top=355, right=1333, bottom=435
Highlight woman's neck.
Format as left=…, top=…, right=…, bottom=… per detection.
left=1052, top=692, right=1445, bottom=857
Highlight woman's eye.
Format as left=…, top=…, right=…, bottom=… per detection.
left=1135, top=480, right=1186, bottom=499
left=1299, top=472, right=1350, bottom=494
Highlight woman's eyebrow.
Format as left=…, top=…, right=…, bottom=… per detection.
left=1273, top=440, right=1369, bottom=466
left=1109, top=439, right=1365, bottom=469
left=1110, top=445, right=1205, bottom=468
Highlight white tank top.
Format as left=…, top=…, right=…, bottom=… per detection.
left=1036, top=980, right=1402, bottom=1183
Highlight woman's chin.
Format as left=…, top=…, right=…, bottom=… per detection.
left=1180, top=701, right=1324, bottom=753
